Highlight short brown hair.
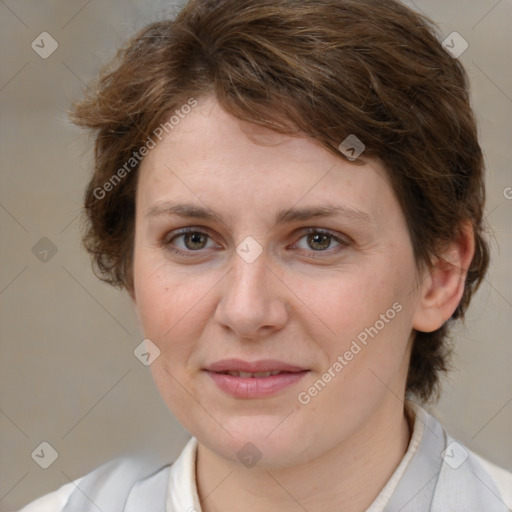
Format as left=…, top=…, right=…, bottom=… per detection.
left=71, top=0, right=489, bottom=403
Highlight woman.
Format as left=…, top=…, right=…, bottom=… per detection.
left=20, top=0, right=512, bottom=510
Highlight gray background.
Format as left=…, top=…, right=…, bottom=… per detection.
left=0, top=1, right=511, bottom=510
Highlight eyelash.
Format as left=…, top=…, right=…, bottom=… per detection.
left=162, top=227, right=350, bottom=259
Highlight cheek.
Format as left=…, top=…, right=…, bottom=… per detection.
left=304, top=268, right=399, bottom=339
left=134, top=255, right=184, bottom=328
left=302, top=262, right=414, bottom=380
left=133, top=257, right=216, bottom=355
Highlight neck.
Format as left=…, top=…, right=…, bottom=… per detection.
left=196, top=399, right=412, bottom=512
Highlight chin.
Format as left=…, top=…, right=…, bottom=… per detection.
left=196, top=414, right=319, bottom=469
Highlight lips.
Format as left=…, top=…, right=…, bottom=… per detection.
left=204, top=359, right=309, bottom=398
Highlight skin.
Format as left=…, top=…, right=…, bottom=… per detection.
left=130, top=94, right=474, bottom=512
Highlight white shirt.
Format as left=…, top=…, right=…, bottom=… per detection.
left=19, top=401, right=512, bottom=511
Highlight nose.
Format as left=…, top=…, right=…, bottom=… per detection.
left=214, top=246, right=289, bottom=340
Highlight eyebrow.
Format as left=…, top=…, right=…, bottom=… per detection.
left=145, top=201, right=371, bottom=226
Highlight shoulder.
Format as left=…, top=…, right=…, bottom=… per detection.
left=470, top=450, right=512, bottom=510
left=407, top=400, right=512, bottom=511
left=18, top=479, right=81, bottom=512
left=18, top=454, right=172, bottom=512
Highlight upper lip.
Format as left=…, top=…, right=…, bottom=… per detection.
left=205, top=359, right=308, bottom=373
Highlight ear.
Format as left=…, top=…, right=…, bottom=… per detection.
left=412, top=221, right=475, bottom=333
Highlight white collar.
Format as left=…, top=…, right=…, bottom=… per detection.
left=366, top=400, right=426, bottom=510
left=165, top=433, right=201, bottom=511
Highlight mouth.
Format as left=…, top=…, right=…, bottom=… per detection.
left=203, top=359, right=309, bottom=398
left=205, top=358, right=308, bottom=374
left=215, top=370, right=291, bottom=378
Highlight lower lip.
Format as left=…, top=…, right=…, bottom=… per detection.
left=205, top=370, right=309, bottom=398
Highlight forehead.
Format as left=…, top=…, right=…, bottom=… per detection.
left=136, top=95, right=397, bottom=226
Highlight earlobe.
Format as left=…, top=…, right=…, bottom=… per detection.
left=412, top=222, right=475, bottom=333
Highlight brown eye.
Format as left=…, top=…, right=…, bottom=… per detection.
left=164, top=228, right=216, bottom=256
left=306, top=232, right=332, bottom=251
left=292, top=228, right=349, bottom=258
left=181, top=232, right=209, bottom=250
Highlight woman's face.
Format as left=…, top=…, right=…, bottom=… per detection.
left=132, top=94, right=424, bottom=468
